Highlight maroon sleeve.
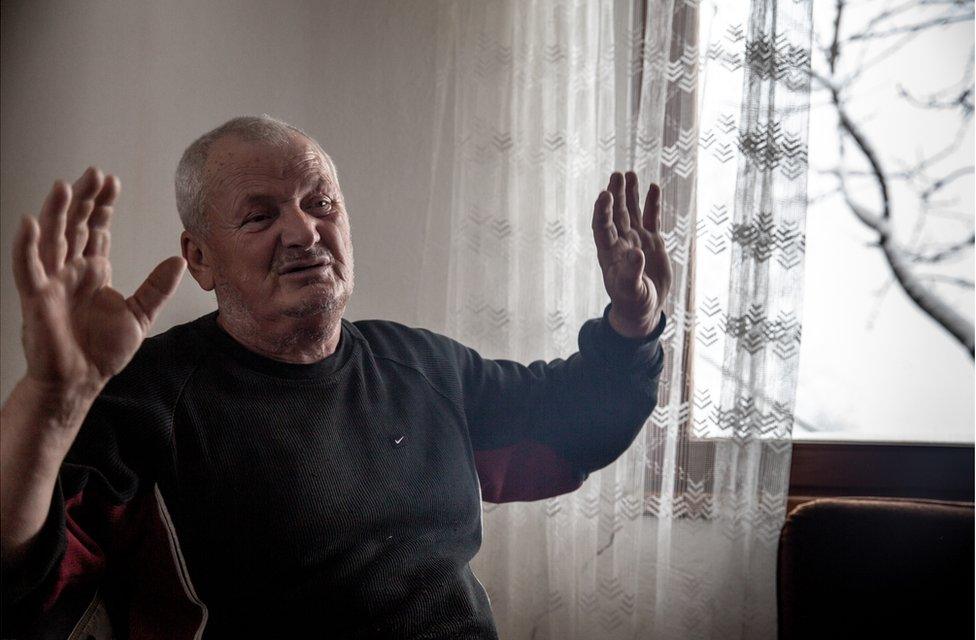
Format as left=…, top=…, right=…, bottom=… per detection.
left=464, top=304, right=667, bottom=503
left=1, top=388, right=159, bottom=636
left=2, top=322, right=208, bottom=638
left=1, top=472, right=148, bottom=636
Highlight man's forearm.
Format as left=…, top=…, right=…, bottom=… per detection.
left=0, top=378, right=97, bottom=565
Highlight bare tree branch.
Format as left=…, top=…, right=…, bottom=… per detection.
left=836, top=101, right=893, bottom=222
left=919, top=273, right=976, bottom=287
left=879, top=241, right=975, bottom=354
left=837, top=115, right=974, bottom=183
left=845, top=12, right=972, bottom=42
left=865, top=274, right=896, bottom=331
left=898, top=54, right=975, bottom=116
left=887, top=116, right=973, bottom=178
left=920, top=209, right=974, bottom=222
left=920, top=166, right=975, bottom=202
left=857, top=0, right=973, bottom=38
left=905, top=232, right=976, bottom=263
left=840, top=1, right=969, bottom=84
left=830, top=110, right=975, bottom=357
left=829, top=0, right=846, bottom=73
left=899, top=85, right=974, bottom=114
left=817, top=0, right=975, bottom=357
left=842, top=197, right=971, bottom=353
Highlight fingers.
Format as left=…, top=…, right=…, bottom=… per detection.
left=37, top=180, right=71, bottom=275
left=625, top=171, right=642, bottom=231
left=608, top=172, right=630, bottom=235
left=126, top=257, right=186, bottom=330
left=597, top=172, right=661, bottom=284
left=84, top=174, right=119, bottom=258
left=12, top=216, right=46, bottom=295
left=591, top=190, right=616, bottom=254
left=65, top=167, right=104, bottom=261
left=643, top=182, right=662, bottom=233
left=36, top=167, right=111, bottom=274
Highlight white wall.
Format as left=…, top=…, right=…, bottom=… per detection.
left=0, top=0, right=440, bottom=398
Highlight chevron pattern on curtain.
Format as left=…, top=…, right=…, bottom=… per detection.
left=419, top=1, right=813, bottom=637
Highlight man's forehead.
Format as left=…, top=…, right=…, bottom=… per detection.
left=240, top=175, right=331, bottom=205
left=205, top=134, right=337, bottom=188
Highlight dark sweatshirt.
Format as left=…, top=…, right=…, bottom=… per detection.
left=2, top=304, right=665, bottom=639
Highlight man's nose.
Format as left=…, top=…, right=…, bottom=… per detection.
left=278, top=204, right=321, bottom=248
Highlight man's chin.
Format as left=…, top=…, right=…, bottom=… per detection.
left=281, top=288, right=349, bottom=320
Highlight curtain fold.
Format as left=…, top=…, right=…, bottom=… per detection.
left=419, top=1, right=812, bottom=637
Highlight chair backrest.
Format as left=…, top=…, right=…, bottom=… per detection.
left=777, top=497, right=974, bottom=640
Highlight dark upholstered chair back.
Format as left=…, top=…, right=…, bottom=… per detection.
left=777, top=497, right=974, bottom=639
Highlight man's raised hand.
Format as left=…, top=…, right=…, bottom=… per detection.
left=12, top=167, right=185, bottom=400
left=591, top=171, right=673, bottom=338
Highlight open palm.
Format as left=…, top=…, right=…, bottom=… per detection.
left=13, top=167, right=185, bottom=393
left=591, top=171, right=673, bottom=338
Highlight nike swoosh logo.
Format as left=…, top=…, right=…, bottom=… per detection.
left=394, top=436, right=405, bottom=445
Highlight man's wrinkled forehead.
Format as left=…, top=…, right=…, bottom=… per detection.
left=205, top=134, right=339, bottom=197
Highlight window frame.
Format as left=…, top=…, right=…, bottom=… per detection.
left=787, top=441, right=975, bottom=512
left=642, top=440, right=974, bottom=518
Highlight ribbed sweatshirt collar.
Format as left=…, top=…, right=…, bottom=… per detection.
left=195, top=311, right=357, bottom=380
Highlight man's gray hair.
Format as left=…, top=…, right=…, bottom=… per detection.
left=175, top=114, right=337, bottom=233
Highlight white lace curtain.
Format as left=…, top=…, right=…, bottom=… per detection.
left=418, top=0, right=812, bottom=638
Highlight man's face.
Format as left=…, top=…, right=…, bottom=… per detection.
left=190, top=133, right=354, bottom=326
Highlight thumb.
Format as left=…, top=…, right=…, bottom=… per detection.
left=127, top=256, right=186, bottom=330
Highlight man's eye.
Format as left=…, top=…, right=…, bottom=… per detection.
left=310, top=198, right=334, bottom=212
left=245, top=213, right=271, bottom=224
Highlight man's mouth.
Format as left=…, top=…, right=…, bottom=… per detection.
left=278, top=259, right=331, bottom=275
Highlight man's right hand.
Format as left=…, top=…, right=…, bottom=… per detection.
left=1, top=166, right=184, bottom=563
left=12, top=166, right=185, bottom=410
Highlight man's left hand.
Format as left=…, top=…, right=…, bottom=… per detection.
left=591, top=171, right=674, bottom=339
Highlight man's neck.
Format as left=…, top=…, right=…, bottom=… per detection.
left=216, top=312, right=342, bottom=364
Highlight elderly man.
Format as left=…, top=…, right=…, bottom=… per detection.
left=1, top=116, right=671, bottom=639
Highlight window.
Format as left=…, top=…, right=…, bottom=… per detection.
left=794, top=0, right=974, bottom=444
left=642, top=1, right=974, bottom=518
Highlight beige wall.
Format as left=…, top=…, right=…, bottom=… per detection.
left=0, top=0, right=440, bottom=398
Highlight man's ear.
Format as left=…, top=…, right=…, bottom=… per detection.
left=181, top=230, right=215, bottom=292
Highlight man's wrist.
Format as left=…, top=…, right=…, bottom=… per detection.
left=2, top=377, right=100, bottom=454
left=15, top=375, right=102, bottom=412
left=607, top=306, right=662, bottom=340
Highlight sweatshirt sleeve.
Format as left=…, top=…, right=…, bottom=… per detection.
left=0, top=384, right=160, bottom=637
left=454, top=303, right=667, bottom=503
left=0, top=323, right=206, bottom=637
